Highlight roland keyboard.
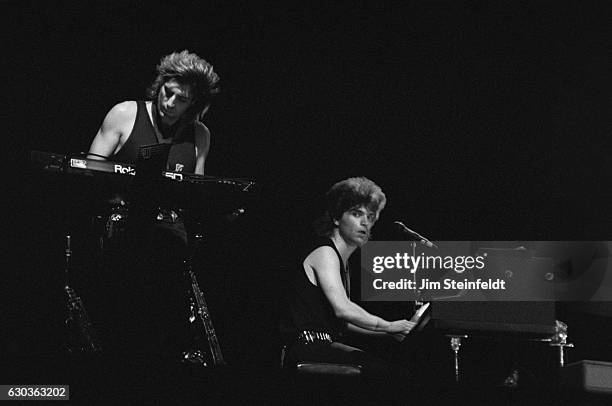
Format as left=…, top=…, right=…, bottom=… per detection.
left=31, top=150, right=256, bottom=190
left=30, top=150, right=258, bottom=212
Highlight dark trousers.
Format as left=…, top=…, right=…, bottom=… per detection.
left=90, top=213, right=191, bottom=359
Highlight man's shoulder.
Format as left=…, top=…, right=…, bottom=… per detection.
left=193, top=120, right=210, bottom=136
left=310, top=245, right=338, bottom=257
left=110, top=100, right=137, bottom=112
left=306, top=244, right=340, bottom=268
left=103, top=100, right=137, bottom=123
left=193, top=121, right=211, bottom=149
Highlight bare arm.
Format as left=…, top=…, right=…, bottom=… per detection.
left=308, top=247, right=415, bottom=335
left=346, top=322, right=410, bottom=342
left=347, top=323, right=392, bottom=337
left=194, top=122, right=210, bottom=175
left=87, top=101, right=136, bottom=160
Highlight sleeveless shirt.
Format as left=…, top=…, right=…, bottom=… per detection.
left=288, top=238, right=349, bottom=335
left=111, top=101, right=197, bottom=173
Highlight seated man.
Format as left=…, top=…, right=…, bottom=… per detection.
left=284, top=177, right=420, bottom=388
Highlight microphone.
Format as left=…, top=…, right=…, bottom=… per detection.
left=393, top=221, right=438, bottom=249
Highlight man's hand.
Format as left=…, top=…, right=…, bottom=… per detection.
left=386, top=319, right=416, bottom=335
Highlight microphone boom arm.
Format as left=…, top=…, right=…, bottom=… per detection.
left=393, top=221, right=439, bottom=249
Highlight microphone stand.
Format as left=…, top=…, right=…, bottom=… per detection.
left=411, top=240, right=424, bottom=311
left=393, top=221, right=431, bottom=311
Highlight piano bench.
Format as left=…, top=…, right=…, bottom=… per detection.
left=281, top=344, right=362, bottom=377
left=283, top=360, right=363, bottom=403
left=279, top=346, right=369, bottom=404
left=296, top=362, right=362, bottom=376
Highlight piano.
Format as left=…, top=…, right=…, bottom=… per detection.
left=29, top=150, right=259, bottom=216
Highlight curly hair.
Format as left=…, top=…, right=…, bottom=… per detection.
left=147, top=50, right=220, bottom=121
left=314, top=177, right=387, bottom=237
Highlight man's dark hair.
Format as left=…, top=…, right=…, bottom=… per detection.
left=147, top=50, right=220, bottom=121
left=314, top=177, right=387, bottom=236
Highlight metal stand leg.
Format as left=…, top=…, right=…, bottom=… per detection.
left=447, top=334, right=468, bottom=383
left=181, top=230, right=207, bottom=366
left=548, top=320, right=574, bottom=367
left=63, top=234, right=103, bottom=354
left=180, top=227, right=226, bottom=367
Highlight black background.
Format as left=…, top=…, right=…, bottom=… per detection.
left=10, top=1, right=612, bottom=240
left=5, top=0, right=612, bottom=400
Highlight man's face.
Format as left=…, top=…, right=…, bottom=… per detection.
left=335, top=206, right=377, bottom=247
left=157, top=80, right=195, bottom=122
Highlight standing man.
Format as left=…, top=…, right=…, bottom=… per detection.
left=86, top=51, right=221, bottom=359
left=88, top=50, right=220, bottom=175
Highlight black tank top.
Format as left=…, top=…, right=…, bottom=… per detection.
left=288, top=238, right=348, bottom=335
left=111, top=101, right=197, bottom=173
